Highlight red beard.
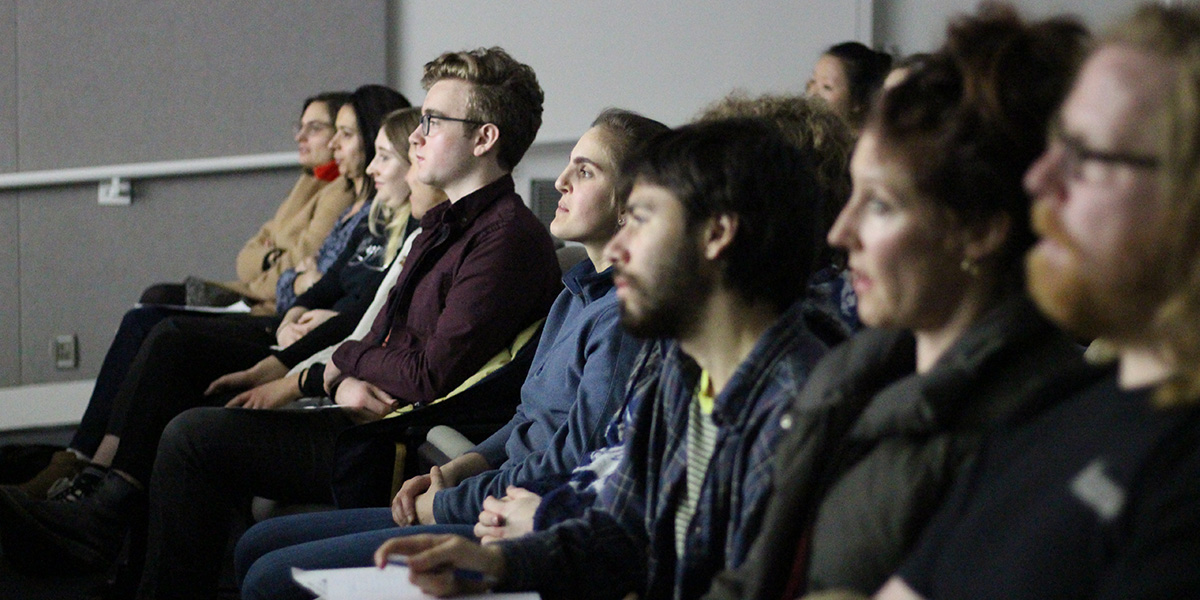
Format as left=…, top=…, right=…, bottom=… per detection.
left=1026, top=200, right=1161, bottom=342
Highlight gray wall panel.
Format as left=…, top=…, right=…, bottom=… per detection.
left=0, top=2, right=16, bottom=387
left=16, top=0, right=388, bottom=170
left=3, top=0, right=389, bottom=388
left=0, top=193, right=18, bottom=387
left=18, top=169, right=298, bottom=384
left=0, top=0, right=14, bottom=171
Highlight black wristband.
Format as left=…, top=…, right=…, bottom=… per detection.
left=300, top=363, right=327, bottom=397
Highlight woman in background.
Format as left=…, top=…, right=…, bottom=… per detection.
left=806, top=41, right=892, bottom=134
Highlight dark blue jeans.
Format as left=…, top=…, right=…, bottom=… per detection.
left=236, top=507, right=474, bottom=600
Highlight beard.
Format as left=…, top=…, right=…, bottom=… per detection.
left=1026, top=245, right=1110, bottom=339
left=617, top=238, right=711, bottom=340
left=1026, top=201, right=1161, bottom=342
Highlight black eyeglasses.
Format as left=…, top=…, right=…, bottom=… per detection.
left=419, top=113, right=486, bottom=136
left=1049, top=123, right=1160, bottom=180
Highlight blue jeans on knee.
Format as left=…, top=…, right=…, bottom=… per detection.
left=236, top=508, right=474, bottom=600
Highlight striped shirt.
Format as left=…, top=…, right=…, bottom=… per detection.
left=676, top=370, right=719, bottom=558
left=497, top=299, right=829, bottom=600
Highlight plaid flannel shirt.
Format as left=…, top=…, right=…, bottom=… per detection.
left=498, top=299, right=828, bottom=600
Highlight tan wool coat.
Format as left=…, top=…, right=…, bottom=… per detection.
left=229, top=173, right=356, bottom=304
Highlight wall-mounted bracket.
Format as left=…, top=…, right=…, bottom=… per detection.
left=98, top=176, right=131, bottom=205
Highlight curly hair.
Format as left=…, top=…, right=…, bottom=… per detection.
left=870, top=3, right=1088, bottom=292
left=695, top=92, right=854, bottom=248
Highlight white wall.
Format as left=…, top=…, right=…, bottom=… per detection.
left=394, top=0, right=874, bottom=199
left=397, top=0, right=1150, bottom=201
left=395, top=0, right=873, bottom=144
left=874, top=0, right=1151, bottom=57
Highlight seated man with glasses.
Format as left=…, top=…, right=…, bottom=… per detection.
left=43, top=47, right=559, bottom=600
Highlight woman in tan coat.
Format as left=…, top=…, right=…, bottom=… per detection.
left=230, top=91, right=357, bottom=309
left=140, top=91, right=356, bottom=312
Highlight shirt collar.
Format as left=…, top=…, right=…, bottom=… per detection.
left=563, top=257, right=615, bottom=303
left=666, top=298, right=818, bottom=426
left=420, top=174, right=516, bottom=230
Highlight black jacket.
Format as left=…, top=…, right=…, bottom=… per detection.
left=703, top=294, right=1104, bottom=599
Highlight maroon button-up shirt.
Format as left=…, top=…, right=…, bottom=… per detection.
left=331, top=175, right=561, bottom=405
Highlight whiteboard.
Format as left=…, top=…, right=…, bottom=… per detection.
left=397, top=0, right=873, bottom=143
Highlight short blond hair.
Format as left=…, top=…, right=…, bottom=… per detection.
left=1106, top=4, right=1200, bottom=406
left=421, top=47, right=544, bottom=171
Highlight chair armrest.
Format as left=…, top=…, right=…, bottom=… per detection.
left=419, top=425, right=476, bottom=467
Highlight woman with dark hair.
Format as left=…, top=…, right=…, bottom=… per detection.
left=10, top=91, right=354, bottom=502
left=807, top=41, right=892, bottom=133
left=138, top=91, right=356, bottom=311
left=272, top=84, right=410, bottom=337
left=703, top=6, right=1098, bottom=599
left=0, top=87, right=411, bottom=579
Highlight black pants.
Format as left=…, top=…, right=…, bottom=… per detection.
left=71, top=306, right=181, bottom=456
left=137, top=406, right=357, bottom=600
left=106, top=314, right=277, bottom=484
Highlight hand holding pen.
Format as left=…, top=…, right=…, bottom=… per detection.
left=375, top=534, right=505, bottom=596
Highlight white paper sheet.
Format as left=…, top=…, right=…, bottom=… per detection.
left=291, top=565, right=539, bottom=600
left=133, top=299, right=252, bottom=314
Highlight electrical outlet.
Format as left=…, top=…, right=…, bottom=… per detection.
left=53, top=334, right=78, bottom=369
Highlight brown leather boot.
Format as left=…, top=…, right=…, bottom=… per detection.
left=15, top=450, right=90, bottom=500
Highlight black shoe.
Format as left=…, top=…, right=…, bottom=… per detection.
left=0, top=467, right=141, bottom=575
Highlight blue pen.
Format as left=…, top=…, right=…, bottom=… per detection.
left=386, top=553, right=497, bottom=585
